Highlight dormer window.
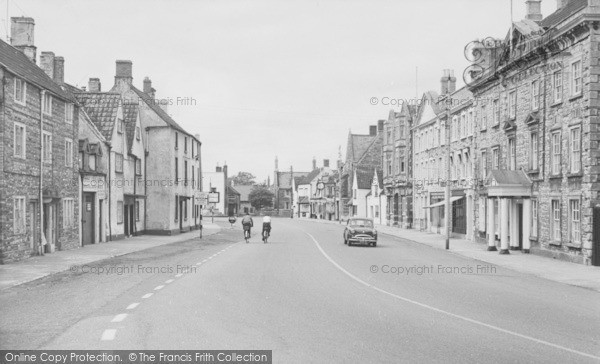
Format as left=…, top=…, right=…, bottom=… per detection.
left=117, top=119, right=123, bottom=133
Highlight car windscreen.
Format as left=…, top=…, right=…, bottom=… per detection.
left=349, top=219, right=373, bottom=228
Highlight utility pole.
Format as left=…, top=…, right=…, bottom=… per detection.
left=444, top=73, right=452, bottom=250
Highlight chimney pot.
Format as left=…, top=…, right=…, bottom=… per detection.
left=88, top=78, right=101, bottom=92
left=40, top=51, right=55, bottom=79
left=10, top=17, right=36, bottom=63
left=53, top=56, right=64, bottom=84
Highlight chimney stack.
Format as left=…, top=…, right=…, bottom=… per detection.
left=312, top=157, right=317, bottom=170
left=88, top=78, right=101, bottom=92
left=11, top=17, right=36, bottom=63
left=369, top=125, right=377, bottom=136
left=143, top=77, right=152, bottom=94
left=40, top=51, right=55, bottom=79
left=115, top=60, right=133, bottom=85
left=556, top=0, right=569, bottom=9
left=526, top=0, right=543, bottom=22
left=377, top=120, right=385, bottom=133
left=323, top=159, right=330, bottom=168
left=216, top=166, right=223, bottom=172
left=53, top=56, right=64, bottom=84
left=440, top=69, right=457, bottom=95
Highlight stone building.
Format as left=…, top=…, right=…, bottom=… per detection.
left=110, top=61, right=203, bottom=234
left=339, top=123, right=384, bottom=220
left=366, top=168, right=386, bottom=225
left=413, top=72, right=476, bottom=239
left=273, top=157, right=310, bottom=213
left=468, top=0, right=600, bottom=264
left=0, top=18, right=80, bottom=262
left=74, top=90, right=146, bottom=240
left=382, top=103, right=416, bottom=229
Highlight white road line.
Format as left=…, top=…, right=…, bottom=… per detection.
left=304, top=231, right=600, bottom=361
left=175, top=273, right=183, bottom=278
left=202, top=259, right=208, bottom=263
left=142, top=293, right=153, bottom=299
left=165, top=279, right=174, bottom=284
left=111, top=314, right=128, bottom=323
left=154, top=285, right=165, bottom=290
left=100, top=329, right=116, bottom=341
left=126, top=303, right=139, bottom=310
left=196, top=262, right=202, bottom=265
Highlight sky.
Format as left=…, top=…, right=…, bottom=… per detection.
left=2, top=0, right=560, bottom=183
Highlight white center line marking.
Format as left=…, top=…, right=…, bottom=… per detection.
left=175, top=273, right=183, bottom=278
left=142, top=293, right=153, bottom=299
left=154, top=285, right=165, bottom=291
left=165, top=279, right=174, bottom=284
left=126, top=303, right=139, bottom=310
left=304, top=231, right=600, bottom=361
left=111, top=314, right=128, bottom=323
left=202, top=259, right=208, bottom=263
left=101, top=329, right=116, bottom=341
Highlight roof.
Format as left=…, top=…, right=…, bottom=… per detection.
left=233, top=185, right=254, bottom=201
left=123, top=103, right=139, bottom=153
left=131, top=86, right=191, bottom=137
left=540, top=0, right=587, bottom=28
left=298, top=196, right=310, bottom=204
left=276, top=171, right=310, bottom=189
left=488, top=170, right=532, bottom=186
left=227, top=185, right=241, bottom=196
left=348, top=134, right=375, bottom=164
left=75, top=92, right=121, bottom=140
left=302, top=169, right=322, bottom=185
left=355, top=167, right=375, bottom=190
left=0, top=39, right=75, bottom=102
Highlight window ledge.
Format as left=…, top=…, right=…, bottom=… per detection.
left=549, top=241, right=562, bottom=246
left=566, top=172, right=583, bottom=178
left=529, top=236, right=538, bottom=242
left=492, top=124, right=500, bottom=129
left=480, top=128, right=487, bottom=133
left=565, top=242, right=582, bottom=249
left=548, top=174, right=562, bottom=180
left=569, top=93, right=583, bottom=102
left=551, top=101, right=563, bottom=107
left=527, top=169, right=540, bottom=175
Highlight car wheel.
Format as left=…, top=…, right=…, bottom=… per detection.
left=348, top=240, right=352, bottom=247
left=373, top=242, right=377, bottom=247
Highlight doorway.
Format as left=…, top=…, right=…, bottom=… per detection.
left=592, top=207, right=600, bottom=266
left=517, top=203, right=523, bottom=250
left=82, top=193, right=95, bottom=245
left=43, top=202, right=57, bottom=252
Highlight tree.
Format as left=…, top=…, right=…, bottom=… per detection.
left=248, top=186, right=274, bottom=211
left=230, top=172, right=256, bottom=186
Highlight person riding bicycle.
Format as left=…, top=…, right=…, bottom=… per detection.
left=262, top=215, right=272, bottom=239
left=241, top=213, right=253, bottom=237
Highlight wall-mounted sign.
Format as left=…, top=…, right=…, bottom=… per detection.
left=208, top=192, right=220, bottom=203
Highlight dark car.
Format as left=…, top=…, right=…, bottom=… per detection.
left=343, top=218, right=377, bottom=247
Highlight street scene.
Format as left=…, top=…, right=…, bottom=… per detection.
left=1, top=0, right=600, bottom=363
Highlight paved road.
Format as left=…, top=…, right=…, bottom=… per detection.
left=1, top=219, right=599, bottom=363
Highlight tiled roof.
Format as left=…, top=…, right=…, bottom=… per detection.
left=488, top=170, right=531, bottom=186
left=355, top=167, right=375, bottom=190
left=75, top=92, right=121, bottom=140
left=356, top=133, right=383, bottom=168
left=0, top=39, right=75, bottom=102
left=303, top=169, right=322, bottom=184
left=350, top=134, right=375, bottom=163
left=277, top=171, right=310, bottom=189
left=233, top=185, right=254, bottom=201
left=540, top=0, right=587, bottom=28
left=227, top=185, right=241, bottom=196
left=131, top=86, right=190, bottom=136
left=123, top=103, right=138, bottom=154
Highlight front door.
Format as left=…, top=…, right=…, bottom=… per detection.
left=592, top=207, right=600, bottom=266
left=129, top=203, right=135, bottom=236
left=179, top=200, right=184, bottom=232
left=43, top=203, right=56, bottom=252
left=124, top=205, right=130, bottom=237
left=82, top=193, right=95, bottom=245
left=452, top=198, right=466, bottom=235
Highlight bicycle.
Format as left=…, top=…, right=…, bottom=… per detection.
left=243, top=225, right=251, bottom=243
left=262, top=229, right=270, bottom=243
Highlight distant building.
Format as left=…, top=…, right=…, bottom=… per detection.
left=203, top=165, right=228, bottom=215
left=234, top=185, right=255, bottom=215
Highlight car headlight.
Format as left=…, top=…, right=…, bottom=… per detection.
left=349, top=228, right=355, bottom=234
left=373, top=230, right=377, bottom=236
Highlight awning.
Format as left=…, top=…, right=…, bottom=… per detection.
left=423, top=196, right=463, bottom=209
left=124, top=193, right=147, bottom=199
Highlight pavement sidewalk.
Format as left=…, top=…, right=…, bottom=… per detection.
left=301, top=218, right=600, bottom=292
left=0, top=223, right=221, bottom=291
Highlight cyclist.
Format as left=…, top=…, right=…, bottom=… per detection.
left=262, top=215, right=272, bottom=242
left=241, top=213, right=253, bottom=241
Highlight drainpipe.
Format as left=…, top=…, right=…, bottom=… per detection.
left=144, top=130, right=148, bottom=235
left=39, top=90, right=45, bottom=256
left=107, top=144, right=112, bottom=241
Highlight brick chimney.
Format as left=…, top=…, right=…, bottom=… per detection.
left=216, top=166, right=222, bottom=172
left=115, top=60, right=133, bottom=85
left=40, top=51, right=55, bottom=79
left=10, top=17, right=36, bottom=63
left=143, top=77, right=152, bottom=94
left=440, top=69, right=456, bottom=95
left=369, top=125, right=377, bottom=136
left=377, top=120, right=385, bottom=133
left=323, top=159, right=330, bottom=168
left=88, top=78, right=101, bottom=92
left=557, top=0, right=569, bottom=9
left=53, top=56, right=64, bottom=84
left=312, top=157, right=317, bottom=170
left=526, top=1, right=543, bottom=21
